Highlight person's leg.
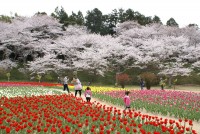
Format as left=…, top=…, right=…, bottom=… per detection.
left=63, top=84, right=66, bottom=91
left=88, top=97, right=91, bottom=102
left=86, top=97, right=89, bottom=102
left=75, top=90, right=78, bottom=97
left=128, top=108, right=131, bottom=112
left=78, top=90, right=82, bottom=97
left=66, top=84, right=70, bottom=93
left=124, top=105, right=127, bottom=111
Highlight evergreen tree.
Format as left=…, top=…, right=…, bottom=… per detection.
left=152, top=15, right=162, bottom=24
left=68, top=11, right=84, bottom=25
left=0, top=15, right=12, bottom=23
left=51, top=7, right=69, bottom=26
left=76, top=11, right=85, bottom=25
left=166, top=17, right=179, bottom=27
left=118, top=8, right=126, bottom=23
left=125, top=9, right=135, bottom=21
left=85, top=8, right=104, bottom=34
left=188, top=23, right=198, bottom=29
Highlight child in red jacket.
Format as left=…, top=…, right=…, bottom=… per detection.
left=84, top=87, right=92, bottom=102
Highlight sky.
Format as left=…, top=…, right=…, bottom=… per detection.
left=0, top=0, right=199, bottom=28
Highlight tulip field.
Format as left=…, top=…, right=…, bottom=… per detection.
left=92, top=89, right=200, bottom=121
left=0, top=82, right=199, bottom=134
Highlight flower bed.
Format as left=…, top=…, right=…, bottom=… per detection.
left=0, top=81, right=73, bottom=87
left=0, top=86, right=63, bottom=98
left=0, top=94, right=196, bottom=134
left=0, top=83, right=198, bottom=133
left=93, top=90, right=200, bottom=121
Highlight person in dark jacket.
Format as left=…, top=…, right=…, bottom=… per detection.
left=140, top=79, right=145, bottom=90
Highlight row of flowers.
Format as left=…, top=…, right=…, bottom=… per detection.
left=93, top=90, right=200, bottom=121
left=0, top=93, right=197, bottom=134
left=0, top=82, right=123, bottom=91
left=0, top=86, right=63, bottom=98
left=0, top=81, right=73, bottom=87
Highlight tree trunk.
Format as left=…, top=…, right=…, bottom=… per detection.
left=145, top=80, right=151, bottom=90
left=168, top=75, right=172, bottom=88
left=146, top=83, right=151, bottom=90
left=115, top=72, right=120, bottom=85
left=121, top=83, right=125, bottom=89
left=93, top=69, right=97, bottom=82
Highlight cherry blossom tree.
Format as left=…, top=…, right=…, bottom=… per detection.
left=115, top=21, right=200, bottom=85
left=1, top=15, right=200, bottom=83
left=25, top=23, right=119, bottom=77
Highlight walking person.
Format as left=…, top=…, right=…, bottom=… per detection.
left=63, top=76, right=70, bottom=93
left=123, top=91, right=131, bottom=112
left=159, top=78, right=165, bottom=90
left=57, top=77, right=61, bottom=84
left=84, top=87, right=92, bottom=102
left=87, top=81, right=91, bottom=86
left=140, top=78, right=145, bottom=90
left=71, top=76, right=82, bottom=97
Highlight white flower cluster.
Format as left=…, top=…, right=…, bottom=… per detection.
left=0, top=87, right=63, bottom=98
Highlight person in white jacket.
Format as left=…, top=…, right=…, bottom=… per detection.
left=63, top=76, right=70, bottom=93
left=71, top=76, right=82, bottom=97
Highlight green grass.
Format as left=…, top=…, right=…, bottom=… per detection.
left=172, top=85, right=200, bottom=91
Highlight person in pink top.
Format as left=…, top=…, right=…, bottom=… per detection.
left=123, top=91, right=131, bottom=111
left=84, top=87, right=92, bottom=102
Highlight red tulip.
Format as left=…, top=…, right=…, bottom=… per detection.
left=15, top=127, right=20, bottom=132
left=133, top=128, right=137, bottom=133
left=125, top=126, right=130, bottom=132
left=44, top=127, right=48, bottom=132
left=138, top=123, right=142, bottom=128
left=106, top=129, right=111, bottom=134
left=5, top=127, right=11, bottom=133
left=170, top=130, right=175, bottom=134
left=99, top=130, right=104, bottom=134
left=30, top=129, right=35, bottom=133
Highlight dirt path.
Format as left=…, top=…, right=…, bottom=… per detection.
left=55, top=89, right=200, bottom=133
